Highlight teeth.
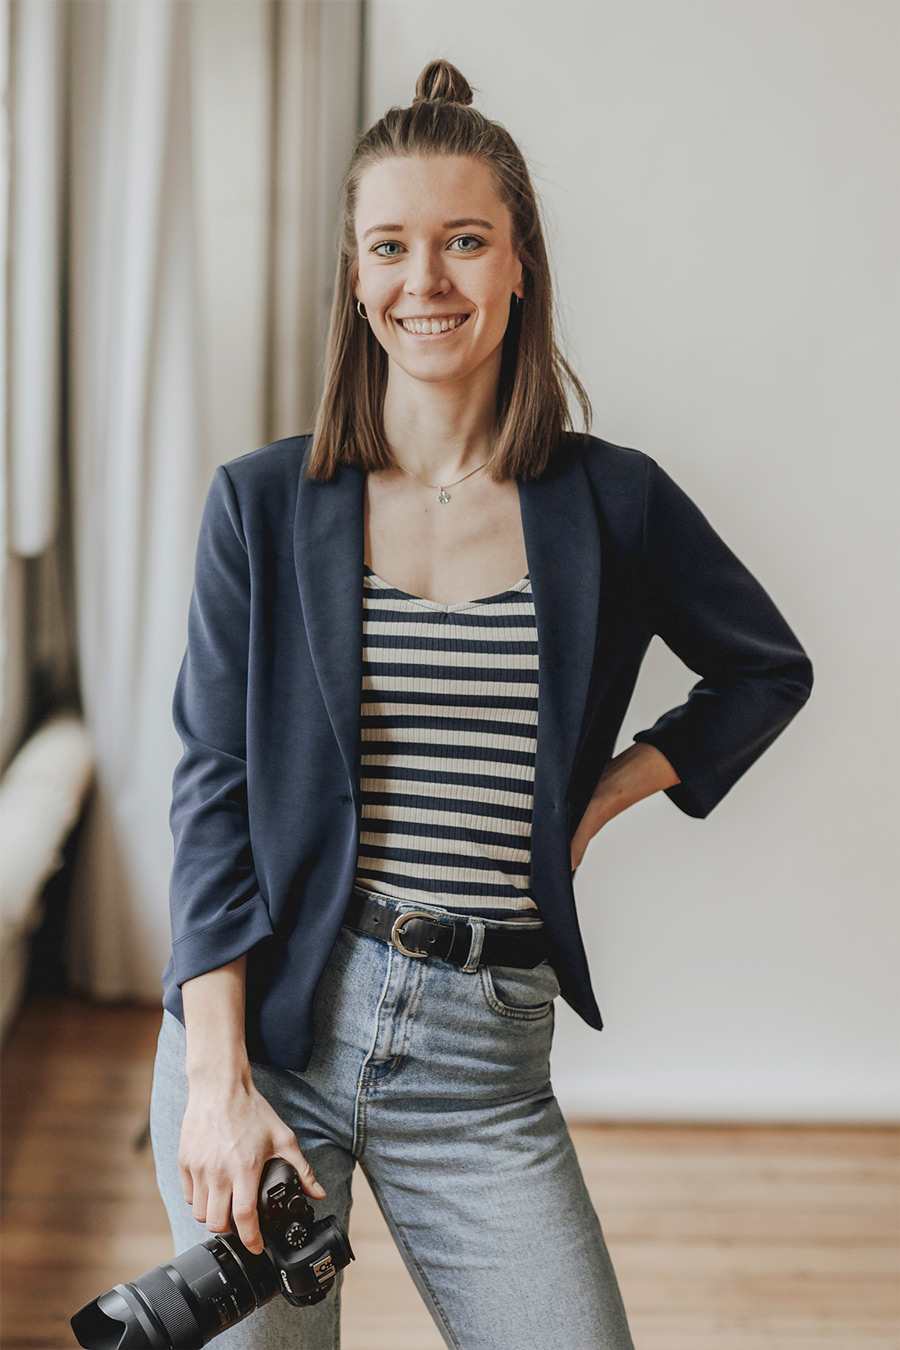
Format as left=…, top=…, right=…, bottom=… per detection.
left=400, top=315, right=468, bottom=334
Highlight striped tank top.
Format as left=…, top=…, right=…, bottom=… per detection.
left=354, top=563, right=540, bottom=918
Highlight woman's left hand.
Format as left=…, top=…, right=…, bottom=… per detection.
left=569, top=743, right=681, bottom=873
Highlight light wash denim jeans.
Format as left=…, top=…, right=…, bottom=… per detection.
left=150, top=887, right=635, bottom=1349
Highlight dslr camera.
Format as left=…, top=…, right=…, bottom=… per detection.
left=70, top=1158, right=354, bottom=1348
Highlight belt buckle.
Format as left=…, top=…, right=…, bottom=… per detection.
left=390, top=910, right=440, bottom=958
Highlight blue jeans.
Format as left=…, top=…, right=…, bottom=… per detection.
left=150, top=887, right=635, bottom=1349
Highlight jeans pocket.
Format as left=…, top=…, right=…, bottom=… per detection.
left=480, top=959, right=560, bottom=1019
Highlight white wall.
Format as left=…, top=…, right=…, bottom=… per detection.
left=366, top=1, right=900, bottom=1121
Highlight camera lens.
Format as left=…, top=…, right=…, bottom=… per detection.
left=71, top=1234, right=280, bottom=1349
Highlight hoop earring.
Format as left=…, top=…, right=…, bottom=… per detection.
left=356, top=300, right=367, bottom=319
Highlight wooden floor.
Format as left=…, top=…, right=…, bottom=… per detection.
left=1, top=998, right=897, bottom=1350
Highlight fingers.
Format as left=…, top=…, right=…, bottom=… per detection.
left=179, top=1162, right=193, bottom=1207
left=262, top=1117, right=326, bottom=1200
left=183, top=1169, right=252, bottom=1246
left=231, top=1170, right=265, bottom=1254
left=190, top=1178, right=209, bottom=1226
left=179, top=1153, right=232, bottom=1234
left=205, top=1179, right=235, bottom=1238
left=280, top=1139, right=326, bottom=1200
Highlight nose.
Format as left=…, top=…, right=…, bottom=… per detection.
left=403, top=246, right=450, bottom=299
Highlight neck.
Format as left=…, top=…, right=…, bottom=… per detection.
left=381, top=350, right=502, bottom=482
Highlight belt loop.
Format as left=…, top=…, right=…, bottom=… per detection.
left=461, top=917, right=485, bottom=973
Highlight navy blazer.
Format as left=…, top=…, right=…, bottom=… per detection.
left=162, top=433, right=813, bottom=1069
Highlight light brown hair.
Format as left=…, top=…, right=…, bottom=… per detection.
left=307, top=59, right=591, bottom=483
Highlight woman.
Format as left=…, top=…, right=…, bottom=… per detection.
left=150, top=60, right=813, bottom=1349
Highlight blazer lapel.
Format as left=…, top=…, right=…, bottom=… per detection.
left=518, top=452, right=601, bottom=831
left=293, top=460, right=367, bottom=802
left=293, top=446, right=601, bottom=872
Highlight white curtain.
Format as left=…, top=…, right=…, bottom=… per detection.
left=8, top=0, right=62, bottom=560
left=47, top=0, right=361, bottom=998
left=64, top=0, right=208, bottom=996
left=2, top=0, right=74, bottom=772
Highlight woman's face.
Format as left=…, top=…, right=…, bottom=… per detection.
left=352, top=155, right=524, bottom=390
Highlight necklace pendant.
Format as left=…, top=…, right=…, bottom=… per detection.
left=437, top=487, right=451, bottom=504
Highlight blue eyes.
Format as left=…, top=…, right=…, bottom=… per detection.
left=450, top=235, right=483, bottom=253
left=371, top=235, right=484, bottom=258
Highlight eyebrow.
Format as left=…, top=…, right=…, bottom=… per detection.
left=361, top=218, right=496, bottom=240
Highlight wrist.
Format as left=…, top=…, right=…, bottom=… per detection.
left=181, top=957, right=250, bottom=1087
left=590, top=743, right=680, bottom=821
left=184, top=1023, right=252, bottom=1088
left=185, top=1049, right=253, bottom=1091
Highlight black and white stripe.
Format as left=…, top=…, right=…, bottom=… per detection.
left=355, top=565, right=540, bottom=916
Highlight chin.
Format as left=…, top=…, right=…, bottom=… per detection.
left=388, top=340, right=505, bottom=388
left=387, top=346, right=471, bottom=379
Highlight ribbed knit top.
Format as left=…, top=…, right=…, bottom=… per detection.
left=354, top=564, right=540, bottom=918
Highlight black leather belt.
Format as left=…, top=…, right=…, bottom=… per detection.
left=341, top=889, right=549, bottom=971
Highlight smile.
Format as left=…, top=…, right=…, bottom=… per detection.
left=395, top=314, right=471, bottom=336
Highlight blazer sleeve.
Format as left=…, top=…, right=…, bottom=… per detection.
left=167, top=464, right=274, bottom=986
left=631, top=455, right=814, bottom=819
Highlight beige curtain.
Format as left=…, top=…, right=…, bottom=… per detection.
left=2, top=0, right=78, bottom=772
left=3, top=0, right=361, bottom=999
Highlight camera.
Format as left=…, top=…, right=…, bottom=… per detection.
left=70, top=1158, right=355, bottom=1348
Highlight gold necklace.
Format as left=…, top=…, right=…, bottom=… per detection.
left=395, top=460, right=488, bottom=504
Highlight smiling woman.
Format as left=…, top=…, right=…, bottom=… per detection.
left=309, top=59, right=590, bottom=485
left=149, top=54, right=812, bottom=1350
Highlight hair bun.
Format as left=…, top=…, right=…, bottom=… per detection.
left=412, top=59, right=474, bottom=108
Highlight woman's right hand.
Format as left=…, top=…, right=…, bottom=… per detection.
left=178, top=1069, right=327, bottom=1255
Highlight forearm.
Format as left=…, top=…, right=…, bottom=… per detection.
left=181, top=955, right=252, bottom=1088
left=585, top=743, right=681, bottom=830
left=178, top=952, right=326, bottom=1246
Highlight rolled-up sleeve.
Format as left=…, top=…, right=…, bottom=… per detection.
left=632, top=456, right=814, bottom=819
left=168, top=465, right=274, bottom=985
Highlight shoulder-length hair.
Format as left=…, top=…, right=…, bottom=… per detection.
left=307, top=59, right=591, bottom=484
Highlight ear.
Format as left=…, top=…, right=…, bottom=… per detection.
left=513, top=256, right=525, bottom=300
left=351, top=259, right=363, bottom=302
